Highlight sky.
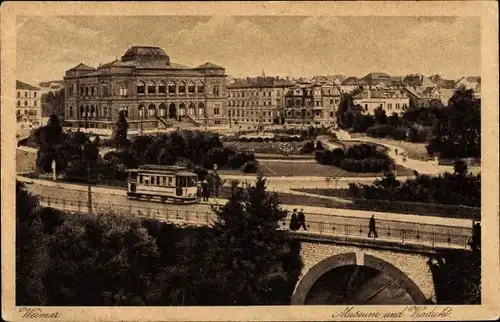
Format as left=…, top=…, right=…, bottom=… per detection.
left=16, top=15, right=480, bottom=85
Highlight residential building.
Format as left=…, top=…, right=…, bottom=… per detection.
left=16, top=80, right=42, bottom=130
left=63, top=46, right=228, bottom=130
left=283, top=80, right=341, bottom=126
left=360, top=72, right=402, bottom=90
left=227, top=76, right=295, bottom=127
left=352, top=88, right=410, bottom=115
left=340, top=77, right=368, bottom=93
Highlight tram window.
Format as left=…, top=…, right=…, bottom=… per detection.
left=188, top=176, right=197, bottom=187
left=139, top=175, right=143, bottom=184
left=168, top=177, right=173, bottom=186
left=162, top=177, right=167, bottom=186
left=157, top=176, right=161, bottom=185
left=151, top=177, right=155, bottom=185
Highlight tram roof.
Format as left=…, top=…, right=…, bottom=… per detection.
left=127, top=164, right=197, bottom=176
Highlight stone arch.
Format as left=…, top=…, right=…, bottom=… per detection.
left=158, top=103, right=167, bottom=117
left=178, top=102, right=186, bottom=116
left=168, top=103, right=176, bottom=119
left=147, top=103, right=156, bottom=118
left=291, top=252, right=427, bottom=305
left=198, top=102, right=205, bottom=117
left=188, top=102, right=196, bottom=116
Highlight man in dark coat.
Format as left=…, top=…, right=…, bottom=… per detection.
left=202, top=180, right=209, bottom=201
left=297, top=208, right=307, bottom=231
left=289, top=209, right=299, bottom=231
left=368, top=215, right=378, bottom=238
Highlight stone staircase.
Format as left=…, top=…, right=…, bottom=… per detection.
left=155, top=115, right=173, bottom=129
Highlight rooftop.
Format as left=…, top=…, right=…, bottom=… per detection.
left=16, top=80, right=40, bottom=90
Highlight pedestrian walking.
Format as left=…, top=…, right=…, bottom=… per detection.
left=196, top=182, right=202, bottom=199
left=297, top=208, right=307, bottom=231
left=289, top=209, right=299, bottom=231
left=368, top=215, right=378, bottom=238
left=202, top=180, right=209, bottom=201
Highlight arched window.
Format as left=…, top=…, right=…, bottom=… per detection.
left=90, top=105, right=96, bottom=118
left=198, top=102, right=205, bottom=117
left=137, top=81, right=145, bottom=95
left=103, top=106, right=108, bottom=118
left=197, top=82, right=205, bottom=94
left=147, top=81, right=156, bottom=94
left=158, top=81, right=166, bottom=95
left=80, top=106, right=85, bottom=118
left=179, top=81, right=186, bottom=94
left=120, top=106, right=129, bottom=118
left=168, top=81, right=176, bottom=94
left=188, top=81, right=195, bottom=94
left=69, top=106, right=73, bottom=117
left=85, top=106, right=90, bottom=117
left=148, top=104, right=156, bottom=117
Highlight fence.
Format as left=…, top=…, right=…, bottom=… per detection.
left=37, top=195, right=472, bottom=250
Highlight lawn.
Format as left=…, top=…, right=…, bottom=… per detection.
left=223, top=141, right=311, bottom=155
left=256, top=160, right=414, bottom=177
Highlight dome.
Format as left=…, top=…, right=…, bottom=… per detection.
left=121, top=46, right=170, bottom=65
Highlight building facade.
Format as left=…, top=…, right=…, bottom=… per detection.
left=283, top=81, right=341, bottom=126
left=226, top=76, right=294, bottom=128
left=352, top=89, right=410, bottom=115
left=63, top=46, right=228, bottom=130
left=16, top=80, right=42, bottom=130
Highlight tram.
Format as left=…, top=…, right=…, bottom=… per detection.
left=127, top=165, right=199, bottom=204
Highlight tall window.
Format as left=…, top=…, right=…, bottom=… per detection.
left=120, top=85, right=127, bottom=96
left=158, top=81, right=166, bottom=94
left=34, top=92, right=37, bottom=98
left=188, top=81, right=195, bottom=94
left=69, top=106, right=73, bottom=117
left=25, top=92, right=28, bottom=98
left=168, top=81, right=176, bottom=94
left=179, top=81, right=186, bottom=94
left=91, top=105, right=96, bottom=117
left=213, top=84, right=220, bottom=95
left=102, top=84, right=108, bottom=97
left=80, top=106, right=85, bottom=117
left=120, top=106, right=128, bottom=118
left=147, top=81, right=156, bottom=94
left=137, top=81, right=145, bottom=95
left=17, top=92, right=20, bottom=98
left=34, top=101, right=37, bottom=107
left=214, top=104, right=220, bottom=115
left=103, top=106, right=108, bottom=118
left=24, top=101, right=28, bottom=107
left=91, top=87, right=95, bottom=96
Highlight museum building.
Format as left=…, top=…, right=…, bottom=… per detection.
left=63, top=46, right=228, bottom=130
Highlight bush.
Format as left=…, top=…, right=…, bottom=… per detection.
left=300, top=141, right=315, bottom=154
left=242, top=160, right=259, bottom=173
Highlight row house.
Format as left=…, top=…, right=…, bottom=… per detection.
left=284, top=81, right=341, bottom=126
left=352, top=89, right=410, bottom=115
left=226, top=76, right=295, bottom=126
left=16, top=80, right=42, bottom=130
left=63, top=46, right=228, bottom=130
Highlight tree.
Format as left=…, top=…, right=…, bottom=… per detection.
left=388, top=112, right=400, bottom=127
left=374, top=106, right=388, bottom=125
left=41, top=88, right=65, bottom=117
left=199, top=175, right=302, bottom=305
left=16, top=181, right=50, bottom=305
left=112, top=110, right=129, bottom=149
left=336, top=93, right=353, bottom=128
left=426, top=88, right=480, bottom=158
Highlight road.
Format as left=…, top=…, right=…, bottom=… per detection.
left=23, top=181, right=472, bottom=249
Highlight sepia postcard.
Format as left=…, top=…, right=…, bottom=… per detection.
left=1, top=1, right=499, bottom=321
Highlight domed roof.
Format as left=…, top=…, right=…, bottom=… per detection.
left=121, top=46, right=170, bottom=66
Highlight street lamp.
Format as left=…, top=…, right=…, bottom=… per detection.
left=213, top=163, right=218, bottom=198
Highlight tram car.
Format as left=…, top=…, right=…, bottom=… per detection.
left=127, top=165, right=199, bottom=204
